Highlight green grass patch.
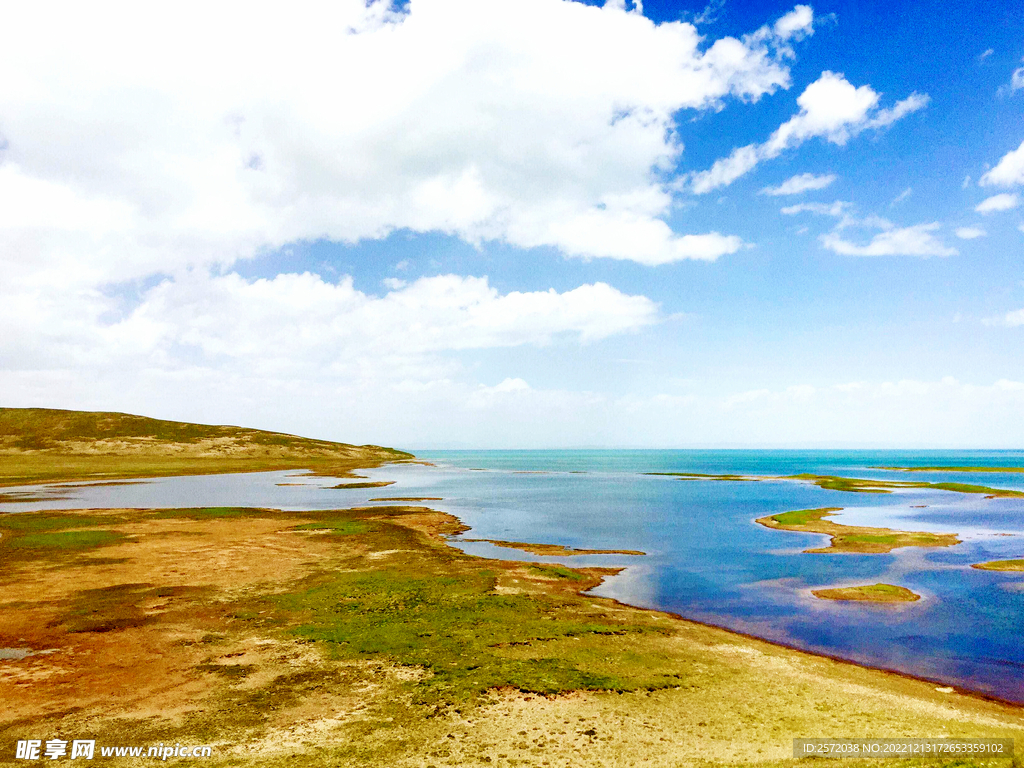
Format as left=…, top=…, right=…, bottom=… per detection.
left=770, top=508, right=841, bottom=526
left=292, top=519, right=371, bottom=535
left=5, top=530, right=126, bottom=551
left=787, top=475, right=893, bottom=493
left=528, top=564, right=585, bottom=581
left=760, top=507, right=959, bottom=554
left=929, top=482, right=1023, bottom=496
left=275, top=564, right=671, bottom=704
left=0, top=512, right=121, bottom=532
left=150, top=507, right=259, bottom=520
left=838, top=534, right=899, bottom=546
left=787, top=474, right=1024, bottom=498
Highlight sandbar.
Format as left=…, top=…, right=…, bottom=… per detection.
left=756, top=507, right=961, bottom=554
left=457, top=538, right=646, bottom=556
left=971, top=559, right=1024, bottom=572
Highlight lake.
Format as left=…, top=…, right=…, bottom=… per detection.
left=4, top=449, right=1024, bottom=702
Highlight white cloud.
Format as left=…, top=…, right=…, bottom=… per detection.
left=0, top=0, right=826, bottom=275
left=890, top=187, right=912, bottom=206
left=0, top=269, right=661, bottom=399
left=537, top=209, right=743, bottom=264
left=691, top=145, right=760, bottom=194
left=780, top=201, right=849, bottom=216
left=466, top=377, right=535, bottom=409
left=975, top=193, right=1020, bottom=214
left=979, top=49, right=994, bottom=62
left=773, top=5, right=814, bottom=39
left=691, top=71, right=928, bottom=193
left=820, top=223, right=957, bottom=256
left=980, top=140, right=1024, bottom=187
left=955, top=227, right=986, bottom=240
left=135, top=272, right=661, bottom=360
left=984, top=308, right=1024, bottom=327
left=760, top=172, right=836, bottom=195
left=1012, top=67, right=1024, bottom=91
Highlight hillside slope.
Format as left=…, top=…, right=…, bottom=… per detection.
left=0, top=408, right=412, bottom=486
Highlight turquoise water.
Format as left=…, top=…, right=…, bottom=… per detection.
left=4, top=449, right=1024, bottom=702
left=418, top=450, right=1024, bottom=703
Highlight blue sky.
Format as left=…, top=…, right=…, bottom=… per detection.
left=1, top=0, right=1023, bottom=447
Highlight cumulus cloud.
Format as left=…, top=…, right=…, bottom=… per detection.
left=760, top=172, right=836, bottom=195
left=773, top=5, right=814, bottom=39
left=691, top=71, right=928, bottom=193
left=0, top=267, right=661, bottom=429
left=0, top=0, right=829, bottom=275
left=975, top=193, right=1020, bottom=214
left=980, top=140, right=1024, bottom=187
left=133, top=272, right=659, bottom=363
left=955, top=227, right=986, bottom=239
left=820, top=223, right=957, bottom=256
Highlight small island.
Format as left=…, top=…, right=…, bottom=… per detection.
left=325, top=480, right=396, bottom=489
left=812, top=584, right=921, bottom=603
left=756, top=507, right=961, bottom=554
left=370, top=496, right=444, bottom=502
left=787, top=474, right=1024, bottom=498
left=645, top=471, right=755, bottom=481
left=457, top=538, right=646, bottom=556
left=970, top=559, right=1024, bottom=572
left=647, top=470, right=1024, bottom=498
left=876, top=466, right=1024, bottom=474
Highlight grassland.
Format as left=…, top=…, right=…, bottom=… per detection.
left=756, top=508, right=961, bottom=554
left=0, top=407, right=411, bottom=487
left=811, top=584, right=921, bottom=603
left=2, top=504, right=1022, bottom=768
left=971, top=559, right=1024, bottom=572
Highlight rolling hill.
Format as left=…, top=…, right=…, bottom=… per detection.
left=0, top=407, right=412, bottom=487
